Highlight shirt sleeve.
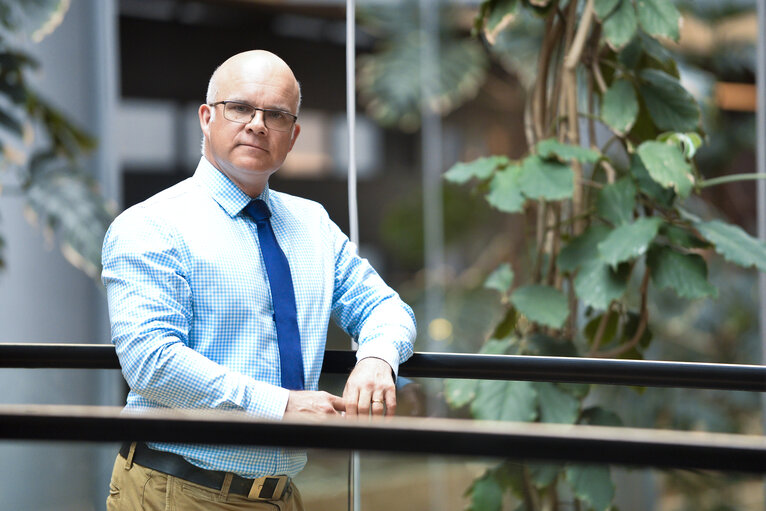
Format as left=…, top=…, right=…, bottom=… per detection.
left=328, top=215, right=416, bottom=376
left=102, top=210, right=289, bottom=420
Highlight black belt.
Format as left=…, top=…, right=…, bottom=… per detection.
left=119, top=442, right=291, bottom=500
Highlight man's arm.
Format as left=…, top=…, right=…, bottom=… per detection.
left=328, top=220, right=417, bottom=417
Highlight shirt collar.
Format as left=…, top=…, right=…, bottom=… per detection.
left=193, top=157, right=271, bottom=217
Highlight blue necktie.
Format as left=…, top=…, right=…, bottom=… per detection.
left=244, top=199, right=304, bottom=390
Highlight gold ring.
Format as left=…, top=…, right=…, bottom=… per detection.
left=372, top=399, right=384, bottom=404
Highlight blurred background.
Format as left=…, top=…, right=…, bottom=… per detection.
left=0, top=0, right=762, bottom=509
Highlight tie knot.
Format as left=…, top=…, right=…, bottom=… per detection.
left=244, top=199, right=271, bottom=223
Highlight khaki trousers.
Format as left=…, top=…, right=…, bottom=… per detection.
left=106, top=454, right=305, bottom=511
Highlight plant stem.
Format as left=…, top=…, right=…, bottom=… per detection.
left=594, top=269, right=650, bottom=358
left=698, top=173, right=766, bottom=188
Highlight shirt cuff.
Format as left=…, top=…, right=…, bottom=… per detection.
left=355, top=340, right=401, bottom=378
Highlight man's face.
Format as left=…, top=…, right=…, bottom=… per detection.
left=199, top=57, right=301, bottom=195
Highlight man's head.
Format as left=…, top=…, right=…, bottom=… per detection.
left=199, top=50, right=301, bottom=197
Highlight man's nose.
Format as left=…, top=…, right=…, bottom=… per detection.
left=246, top=110, right=267, bottom=133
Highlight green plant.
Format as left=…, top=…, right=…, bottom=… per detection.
left=437, top=0, right=766, bottom=509
left=0, top=0, right=112, bottom=279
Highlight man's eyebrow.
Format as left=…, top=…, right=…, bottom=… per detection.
left=226, top=98, right=292, bottom=112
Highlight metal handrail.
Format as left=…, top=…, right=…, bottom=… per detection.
left=1, top=404, right=764, bottom=473
left=1, top=343, right=766, bottom=391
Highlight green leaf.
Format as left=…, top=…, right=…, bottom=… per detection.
left=629, top=153, right=675, bottom=205
left=528, top=463, right=561, bottom=488
left=598, top=217, right=663, bottom=267
left=639, top=69, right=701, bottom=132
left=565, top=465, right=615, bottom=511
left=594, top=0, right=620, bottom=20
left=486, top=164, right=525, bottom=213
left=584, top=311, right=620, bottom=346
left=444, top=378, right=479, bottom=408
left=602, top=0, right=637, bottom=51
left=518, top=155, right=574, bottom=201
left=471, top=380, right=538, bottom=421
left=601, top=79, right=638, bottom=134
left=580, top=406, right=623, bottom=427
left=660, top=224, right=709, bottom=249
left=575, top=261, right=630, bottom=310
left=536, top=138, right=601, bottom=164
left=694, top=219, right=766, bottom=273
left=468, top=473, right=504, bottom=511
left=637, top=141, right=694, bottom=198
left=636, top=0, right=681, bottom=42
left=489, top=309, right=518, bottom=340
left=657, top=131, right=704, bottom=159
left=0, top=107, right=23, bottom=136
left=558, top=224, right=612, bottom=273
left=510, top=285, right=569, bottom=329
left=647, top=246, right=717, bottom=300
left=534, top=382, right=580, bottom=424
left=485, top=0, right=518, bottom=38
left=597, top=178, right=636, bottom=226
left=525, top=333, right=579, bottom=357
left=445, top=155, right=509, bottom=184
left=484, top=263, right=515, bottom=295
left=481, top=337, right=514, bottom=355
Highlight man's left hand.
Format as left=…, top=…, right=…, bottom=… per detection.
left=342, top=357, right=396, bottom=418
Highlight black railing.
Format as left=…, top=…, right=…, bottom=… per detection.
left=2, top=343, right=766, bottom=391
left=1, top=405, right=764, bottom=473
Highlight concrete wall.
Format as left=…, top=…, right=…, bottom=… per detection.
left=0, top=1, right=121, bottom=510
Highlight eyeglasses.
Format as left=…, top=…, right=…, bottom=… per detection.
left=209, top=101, right=297, bottom=132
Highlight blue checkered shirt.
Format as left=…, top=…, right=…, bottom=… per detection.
left=102, top=157, right=416, bottom=477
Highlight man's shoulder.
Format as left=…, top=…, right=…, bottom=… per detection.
left=118, top=178, right=200, bottom=221
left=269, top=189, right=327, bottom=217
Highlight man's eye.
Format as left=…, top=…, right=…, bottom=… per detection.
left=232, top=105, right=251, bottom=113
left=267, top=110, right=285, bottom=120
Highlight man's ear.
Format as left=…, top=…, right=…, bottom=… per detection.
left=199, top=104, right=212, bottom=137
left=288, top=123, right=301, bottom=151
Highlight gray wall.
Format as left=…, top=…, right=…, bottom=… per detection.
left=0, top=1, right=121, bottom=510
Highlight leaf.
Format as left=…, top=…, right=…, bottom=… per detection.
left=629, top=153, right=675, bottom=205
left=528, top=462, right=561, bottom=488
left=565, top=465, right=615, bottom=511
left=694, top=219, right=766, bottom=273
left=468, top=473, right=504, bottom=511
left=657, top=131, right=704, bottom=159
left=489, top=309, right=518, bottom=340
left=525, top=333, right=579, bottom=357
left=536, top=138, right=601, bottom=163
left=0, top=107, right=23, bottom=136
left=660, top=224, right=709, bottom=249
left=518, top=155, right=574, bottom=201
left=485, top=262, right=515, bottom=295
left=445, top=155, right=510, bottom=184
left=574, top=260, right=630, bottom=310
left=597, top=178, right=636, bottom=226
left=637, top=141, right=694, bottom=198
left=510, top=285, right=569, bottom=329
left=471, top=380, right=538, bottom=422
left=486, top=164, right=525, bottom=213
left=601, top=79, right=638, bottom=134
left=598, top=217, right=663, bottom=267
left=636, top=0, right=681, bottom=42
left=481, top=337, right=514, bottom=354
left=584, top=311, right=620, bottom=346
left=580, top=406, right=623, bottom=427
left=594, top=0, right=620, bottom=20
left=444, top=378, right=479, bottom=408
left=557, top=224, right=611, bottom=273
left=647, top=246, right=717, bottom=300
left=534, top=382, right=580, bottom=424
left=638, top=69, right=701, bottom=132
left=602, top=0, right=637, bottom=51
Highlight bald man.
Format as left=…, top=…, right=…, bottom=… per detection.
left=102, top=50, right=416, bottom=510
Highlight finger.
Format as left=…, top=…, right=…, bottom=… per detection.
left=357, top=388, right=372, bottom=417
left=370, top=395, right=386, bottom=417
left=343, top=385, right=360, bottom=417
left=384, top=387, right=397, bottom=417
left=330, top=395, right=346, bottom=414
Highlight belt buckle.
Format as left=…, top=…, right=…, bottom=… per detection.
left=248, top=475, right=289, bottom=501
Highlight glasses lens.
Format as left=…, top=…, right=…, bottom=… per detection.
left=223, top=103, right=254, bottom=123
left=263, top=110, right=293, bottom=131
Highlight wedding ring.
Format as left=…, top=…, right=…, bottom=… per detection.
left=372, top=399, right=384, bottom=404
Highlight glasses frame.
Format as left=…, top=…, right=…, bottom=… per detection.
left=208, top=101, right=297, bottom=132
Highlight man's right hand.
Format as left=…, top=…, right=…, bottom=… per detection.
left=284, top=391, right=345, bottom=421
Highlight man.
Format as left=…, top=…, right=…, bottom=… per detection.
left=102, top=50, right=416, bottom=510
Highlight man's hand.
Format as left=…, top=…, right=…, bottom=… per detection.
left=342, top=357, right=396, bottom=418
left=284, top=391, right=345, bottom=421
